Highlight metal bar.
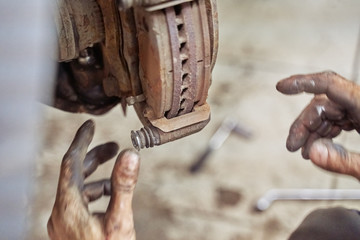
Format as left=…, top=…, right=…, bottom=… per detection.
left=189, top=117, right=252, bottom=173
left=255, top=189, right=360, bottom=211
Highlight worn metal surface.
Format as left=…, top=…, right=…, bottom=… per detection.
left=56, top=0, right=105, bottom=61
left=165, top=2, right=197, bottom=118
left=98, top=0, right=132, bottom=95
left=54, top=0, right=218, bottom=148
left=131, top=0, right=217, bottom=149
left=148, top=104, right=210, bottom=133
left=118, top=0, right=194, bottom=10
left=131, top=115, right=210, bottom=150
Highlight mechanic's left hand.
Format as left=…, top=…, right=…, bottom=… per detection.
left=47, top=120, right=139, bottom=240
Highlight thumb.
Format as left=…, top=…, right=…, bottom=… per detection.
left=105, top=149, right=140, bottom=240
left=309, top=139, right=360, bottom=180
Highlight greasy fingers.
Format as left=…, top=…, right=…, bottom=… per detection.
left=277, top=71, right=360, bottom=180
left=83, top=179, right=111, bottom=202
left=48, top=120, right=139, bottom=240
left=60, top=119, right=95, bottom=189
left=105, top=150, right=140, bottom=240
left=286, top=120, right=309, bottom=152
left=286, top=99, right=322, bottom=152
left=276, top=71, right=334, bottom=95
left=309, top=139, right=360, bottom=180
left=276, top=71, right=360, bottom=111
left=286, top=95, right=343, bottom=152
left=49, top=120, right=98, bottom=240
left=301, top=132, right=321, bottom=159
left=111, top=150, right=140, bottom=192
left=83, top=142, right=119, bottom=178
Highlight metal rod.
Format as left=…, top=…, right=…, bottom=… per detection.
left=189, top=117, right=252, bottom=173
left=255, top=189, right=360, bottom=211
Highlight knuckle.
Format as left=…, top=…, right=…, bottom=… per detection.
left=323, top=70, right=337, bottom=78
left=324, top=70, right=336, bottom=75
left=320, top=70, right=337, bottom=84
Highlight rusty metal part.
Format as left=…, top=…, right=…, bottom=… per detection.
left=56, top=0, right=105, bottom=61
left=165, top=3, right=197, bottom=118
left=135, top=0, right=215, bottom=120
left=128, top=0, right=218, bottom=150
left=98, top=0, right=132, bottom=95
left=54, top=0, right=218, bottom=149
left=147, top=103, right=210, bottom=133
left=118, top=0, right=194, bottom=11
left=78, top=48, right=96, bottom=66
left=131, top=115, right=210, bottom=150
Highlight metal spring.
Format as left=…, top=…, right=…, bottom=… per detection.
left=131, top=127, right=159, bottom=150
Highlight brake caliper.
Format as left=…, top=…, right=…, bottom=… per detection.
left=55, top=0, right=218, bottom=149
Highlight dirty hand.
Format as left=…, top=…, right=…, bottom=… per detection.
left=47, top=120, right=139, bottom=240
left=276, top=71, right=360, bottom=180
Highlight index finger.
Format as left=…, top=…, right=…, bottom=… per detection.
left=276, top=71, right=359, bottom=110
left=60, top=119, right=95, bottom=189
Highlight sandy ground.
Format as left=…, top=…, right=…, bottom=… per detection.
left=29, top=1, right=360, bottom=239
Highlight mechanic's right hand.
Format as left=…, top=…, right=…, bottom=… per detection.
left=276, top=71, right=360, bottom=180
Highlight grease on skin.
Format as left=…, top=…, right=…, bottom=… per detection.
left=315, top=105, right=325, bottom=116
left=309, top=79, right=315, bottom=88
left=48, top=121, right=139, bottom=240
left=310, top=140, right=346, bottom=170
left=277, top=71, right=360, bottom=181
left=332, top=143, right=347, bottom=160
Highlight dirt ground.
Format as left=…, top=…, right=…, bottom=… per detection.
left=29, top=1, right=360, bottom=239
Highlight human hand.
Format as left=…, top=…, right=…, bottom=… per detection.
left=47, top=120, right=139, bottom=240
left=276, top=71, right=360, bottom=180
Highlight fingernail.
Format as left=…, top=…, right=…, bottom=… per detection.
left=118, top=150, right=139, bottom=172
left=309, top=142, right=329, bottom=166
left=126, top=152, right=139, bottom=172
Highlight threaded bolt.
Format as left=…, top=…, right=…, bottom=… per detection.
left=131, top=127, right=159, bottom=151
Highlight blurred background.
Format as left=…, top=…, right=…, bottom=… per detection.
left=27, top=0, right=360, bottom=239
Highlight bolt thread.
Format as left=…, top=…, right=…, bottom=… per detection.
left=131, top=127, right=158, bottom=150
